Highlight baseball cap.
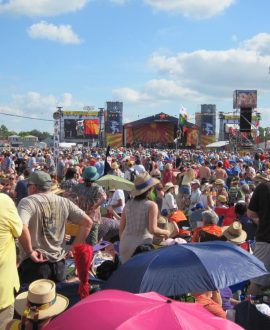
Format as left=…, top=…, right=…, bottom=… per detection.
left=191, top=202, right=204, bottom=212
left=28, top=171, right=52, bottom=188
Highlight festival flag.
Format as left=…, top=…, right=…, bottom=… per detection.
left=179, top=105, right=188, bottom=127
left=241, top=132, right=247, bottom=139
left=229, top=127, right=237, bottom=136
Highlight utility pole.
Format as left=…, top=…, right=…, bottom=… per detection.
left=56, top=106, right=63, bottom=142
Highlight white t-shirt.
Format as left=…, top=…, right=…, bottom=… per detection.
left=134, top=164, right=146, bottom=174
left=161, top=192, right=177, bottom=213
left=109, top=189, right=125, bottom=214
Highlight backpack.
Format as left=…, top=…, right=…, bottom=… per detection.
left=129, top=169, right=136, bottom=182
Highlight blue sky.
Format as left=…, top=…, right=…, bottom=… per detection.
left=1, top=0, right=270, bottom=133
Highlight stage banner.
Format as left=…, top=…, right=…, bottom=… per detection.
left=106, top=101, right=123, bottom=147
left=53, top=112, right=61, bottom=159
left=201, top=104, right=216, bottom=137
left=186, top=128, right=199, bottom=146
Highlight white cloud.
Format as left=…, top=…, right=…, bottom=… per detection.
left=27, top=21, right=82, bottom=44
left=242, top=33, right=270, bottom=55
left=10, top=91, right=83, bottom=115
left=113, top=33, right=270, bottom=107
left=0, top=0, right=88, bottom=17
left=113, top=87, right=152, bottom=103
left=0, top=0, right=235, bottom=19
left=113, top=79, right=203, bottom=104
left=0, top=91, right=85, bottom=131
left=144, top=0, right=235, bottom=19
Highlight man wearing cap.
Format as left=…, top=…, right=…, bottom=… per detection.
left=17, top=171, right=93, bottom=284
left=189, top=179, right=201, bottom=212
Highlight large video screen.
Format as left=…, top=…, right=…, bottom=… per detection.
left=64, top=119, right=100, bottom=139
left=233, top=90, right=257, bottom=109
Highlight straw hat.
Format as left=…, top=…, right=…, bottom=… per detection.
left=222, top=221, right=247, bottom=244
left=217, top=195, right=227, bottom=203
left=215, top=179, right=225, bottom=186
left=164, top=163, right=173, bottom=170
left=111, top=162, right=119, bottom=170
left=201, top=183, right=211, bottom=192
left=157, top=216, right=176, bottom=236
left=253, top=173, right=270, bottom=183
left=164, top=182, right=175, bottom=192
left=132, top=172, right=159, bottom=197
left=51, top=183, right=65, bottom=195
left=15, top=279, right=69, bottom=320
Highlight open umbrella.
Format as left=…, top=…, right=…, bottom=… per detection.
left=96, top=174, right=134, bottom=191
left=105, top=241, right=268, bottom=296
left=44, top=290, right=243, bottom=330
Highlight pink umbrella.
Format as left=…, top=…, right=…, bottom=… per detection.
left=44, top=290, right=243, bottom=330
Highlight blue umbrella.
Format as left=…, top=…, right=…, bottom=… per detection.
left=105, top=242, right=268, bottom=296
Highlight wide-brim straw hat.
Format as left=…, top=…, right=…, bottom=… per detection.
left=222, top=221, right=247, bottom=244
left=253, top=173, right=270, bottom=182
left=201, top=183, right=211, bottom=192
left=132, top=172, right=159, bottom=197
left=15, top=279, right=69, bottom=320
left=215, top=179, right=225, bottom=185
left=164, top=182, right=175, bottom=192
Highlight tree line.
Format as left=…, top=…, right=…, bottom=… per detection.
left=0, top=125, right=52, bottom=141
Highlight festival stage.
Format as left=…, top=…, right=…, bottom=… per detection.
left=124, top=113, right=198, bottom=148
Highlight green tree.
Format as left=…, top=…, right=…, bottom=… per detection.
left=0, top=125, right=9, bottom=138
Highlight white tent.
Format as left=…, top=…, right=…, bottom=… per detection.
left=59, top=142, right=77, bottom=148
left=206, top=141, right=230, bottom=148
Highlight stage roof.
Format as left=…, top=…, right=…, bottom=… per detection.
left=124, top=112, right=195, bottom=128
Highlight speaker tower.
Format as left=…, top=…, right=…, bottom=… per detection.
left=240, top=107, right=252, bottom=132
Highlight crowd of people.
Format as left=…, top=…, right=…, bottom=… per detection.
left=0, top=146, right=270, bottom=329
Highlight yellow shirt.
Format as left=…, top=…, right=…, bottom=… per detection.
left=0, top=193, right=22, bottom=309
